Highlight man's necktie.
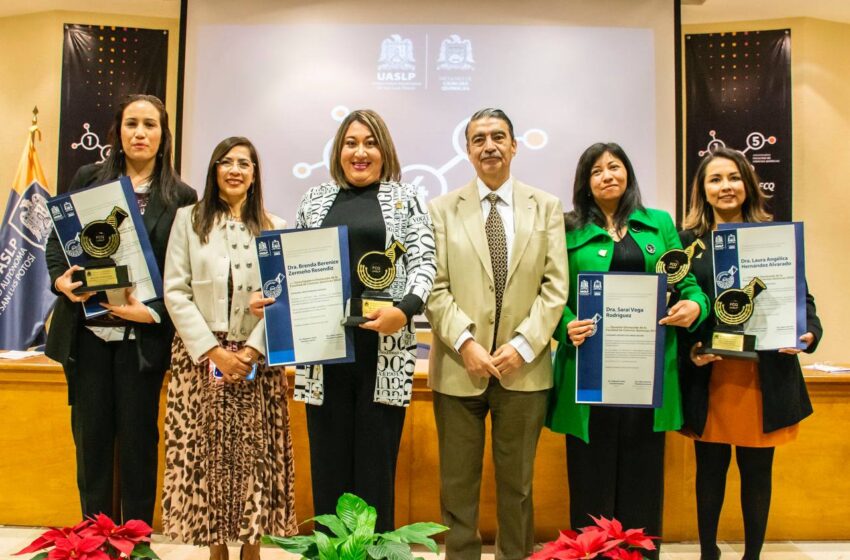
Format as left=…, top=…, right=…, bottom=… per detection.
left=485, top=192, right=508, bottom=343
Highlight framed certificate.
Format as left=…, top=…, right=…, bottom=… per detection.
left=256, top=226, right=355, bottom=366
left=575, top=272, right=667, bottom=407
left=47, top=176, right=161, bottom=318
left=712, top=222, right=806, bottom=351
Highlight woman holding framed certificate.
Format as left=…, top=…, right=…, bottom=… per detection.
left=262, top=109, right=435, bottom=531
left=45, top=94, right=197, bottom=525
left=162, top=137, right=294, bottom=560
left=679, top=147, right=822, bottom=560
left=546, top=142, right=709, bottom=558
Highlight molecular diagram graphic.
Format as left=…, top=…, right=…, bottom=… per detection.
left=72, top=123, right=112, bottom=162
left=292, top=106, right=549, bottom=198
left=698, top=129, right=776, bottom=157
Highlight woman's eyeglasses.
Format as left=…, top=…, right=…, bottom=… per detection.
left=217, top=158, right=254, bottom=172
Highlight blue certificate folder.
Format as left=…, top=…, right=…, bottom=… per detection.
left=46, top=176, right=161, bottom=318
left=256, top=226, right=354, bottom=366
left=714, top=222, right=806, bottom=349
left=575, top=272, right=666, bottom=407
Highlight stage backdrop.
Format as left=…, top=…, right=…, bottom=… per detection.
left=685, top=29, right=792, bottom=220
left=57, top=24, right=168, bottom=193
left=181, top=0, right=678, bottom=223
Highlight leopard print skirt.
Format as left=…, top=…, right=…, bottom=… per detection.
left=162, top=334, right=297, bottom=545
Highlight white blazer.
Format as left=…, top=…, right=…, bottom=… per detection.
left=164, top=205, right=286, bottom=362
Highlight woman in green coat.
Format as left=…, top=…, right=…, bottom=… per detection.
left=546, top=142, right=709, bottom=558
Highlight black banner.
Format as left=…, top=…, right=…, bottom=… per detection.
left=685, top=29, right=791, bottom=220
left=58, top=24, right=168, bottom=193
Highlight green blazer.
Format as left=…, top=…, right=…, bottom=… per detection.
left=545, top=208, right=709, bottom=442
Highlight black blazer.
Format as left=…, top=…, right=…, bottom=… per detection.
left=45, top=163, right=197, bottom=404
left=677, top=228, right=823, bottom=435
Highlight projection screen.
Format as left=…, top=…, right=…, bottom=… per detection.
left=181, top=0, right=678, bottom=225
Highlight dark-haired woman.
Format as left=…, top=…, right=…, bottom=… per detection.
left=546, top=142, right=709, bottom=557
left=679, top=147, right=821, bottom=560
left=252, top=109, right=435, bottom=531
left=162, top=137, right=296, bottom=560
left=46, top=94, right=197, bottom=524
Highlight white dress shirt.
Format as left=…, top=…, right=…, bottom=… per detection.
left=453, top=176, right=535, bottom=363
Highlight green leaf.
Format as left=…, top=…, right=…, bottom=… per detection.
left=337, top=494, right=369, bottom=532
left=309, top=514, right=351, bottom=538
left=356, top=506, right=377, bottom=536
left=130, top=543, right=160, bottom=560
left=366, top=541, right=414, bottom=560
left=315, top=530, right=339, bottom=560
left=380, top=523, right=448, bottom=553
left=337, top=534, right=368, bottom=560
left=262, top=534, right=318, bottom=557
left=29, top=553, right=48, bottom=560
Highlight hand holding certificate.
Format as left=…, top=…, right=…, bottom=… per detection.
left=255, top=226, right=354, bottom=366
left=575, top=272, right=667, bottom=407
left=704, top=222, right=806, bottom=357
left=47, top=176, right=162, bottom=318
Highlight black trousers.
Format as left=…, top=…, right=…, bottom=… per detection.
left=566, top=406, right=665, bottom=560
left=305, top=337, right=406, bottom=533
left=72, top=327, right=165, bottom=524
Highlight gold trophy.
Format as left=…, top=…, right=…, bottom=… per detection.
left=71, top=206, right=133, bottom=293
left=655, top=239, right=705, bottom=306
left=699, top=277, right=767, bottom=361
left=342, top=240, right=406, bottom=326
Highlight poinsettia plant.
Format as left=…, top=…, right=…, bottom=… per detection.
left=14, top=514, right=159, bottom=560
left=530, top=515, right=657, bottom=560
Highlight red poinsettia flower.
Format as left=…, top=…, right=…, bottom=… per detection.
left=81, top=514, right=152, bottom=556
left=14, top=520, right=95, bottom=555
left=588, top=515, right=657, bottom=551
left=47, top=532, right=110, bottom=560
left=530, top=530, right=581, bottom=560
left=604, top=547, right=646, bottom=560
left=551, top=528, right=622, bottom=560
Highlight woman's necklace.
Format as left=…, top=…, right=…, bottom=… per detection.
left=606, top=223, right=621, bottom=241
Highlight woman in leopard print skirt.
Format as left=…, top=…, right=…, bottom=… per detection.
left=162, top=137, right=297, bottom=560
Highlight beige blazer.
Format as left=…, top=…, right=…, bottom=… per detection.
left=164, top=205, right=286, bottom=362
left=426, top=179, right=568, bottom=396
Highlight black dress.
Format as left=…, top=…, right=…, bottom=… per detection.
left=306, top=182, right=420, bottom=532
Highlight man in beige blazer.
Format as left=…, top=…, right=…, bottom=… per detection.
left=426, top=108, right=568, bottom=560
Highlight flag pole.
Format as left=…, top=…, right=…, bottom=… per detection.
left=30, top=106, right=41, bottom=142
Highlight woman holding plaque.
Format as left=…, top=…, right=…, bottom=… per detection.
left=252, top=109, right=435, bottom=531
left=546, top=142, right=709, bottom=557
left=679, top=147, right=822, bottom=560
left=45, top=94, right=196, bottom=524
left=162, top=136, right=295, bottom=560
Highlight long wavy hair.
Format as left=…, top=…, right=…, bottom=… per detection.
left=329, top=109, right=401, bottom=189
left=682, top=147, right=772, bottom=237
left=567, top=142, right=644, bottom=232
left=94, top=94, right=180, bottom=205
left=192, top=137, right=272, bottom=243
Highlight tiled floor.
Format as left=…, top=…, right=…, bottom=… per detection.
left=1, top=526, right=848, bottom=559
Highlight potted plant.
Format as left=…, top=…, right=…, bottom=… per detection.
left=530, top=515, right=657, bottom=560
left=14, top=514, right=158, bottom=560
left=263, top=493, right=448, bottom=560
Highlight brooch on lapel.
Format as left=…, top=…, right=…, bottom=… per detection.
left=598, top=249, right=608, bottom=257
